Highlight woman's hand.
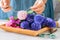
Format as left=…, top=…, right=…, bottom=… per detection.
left=43, top=0, right=47, bottom=4
left=31, top=0, right=47, bottom=14
left=0, top=0, right=10, bottom=8
left=0, top=0, right=11, bottom=12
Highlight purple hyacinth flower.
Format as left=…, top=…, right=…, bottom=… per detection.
left=46, top=18, right=56, bottom=28
left=20, top=21, right=30, bottom=29
left=31, top=22, right=41, bottom=30
left=34, top=15, right=45, bottom=23
left=41, top=18, right=47, bottom=27
left=26, top=14, right=35, bottom=23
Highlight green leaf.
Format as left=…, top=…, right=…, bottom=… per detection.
left=49, top=34, right=56, bottom=39
left=39, top=34, right=45, bottom=37
left=14, top=17, right=17, bottom=20
left=27, top=10, right=33, bottom=14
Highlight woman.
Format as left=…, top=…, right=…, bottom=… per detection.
left=0, top=0, right=54, bottom=19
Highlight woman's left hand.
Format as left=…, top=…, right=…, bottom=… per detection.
left=31, top=0, right=47, bottom=14
left=0, top=0, right=10, bottom=8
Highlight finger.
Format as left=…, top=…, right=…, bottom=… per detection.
left=33, top=0, right=38, bottom=6
left=6, top=0, right=10, bottom=5
left=31, top=3, right=44, bottom=11
left=0, top=1, right=4, bottom=8
left=31, top=2, right=44, bottom=11
left=31, top=0, right=44, bottom=8
left=35, top=5, right=45, bottom=12
left=2, top=0, right=10, bottom=6
left=35, top=5, right=45, bottom=14
left=36, top=9, right=44, bottom=14
left=31, top=5, right=45, bottom=12
left=30, top=0, right=40, bottom=8
left=36, top=7, right=45, bottom=14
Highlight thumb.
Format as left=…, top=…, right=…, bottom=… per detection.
left=30, top=0, right=43, bottom=9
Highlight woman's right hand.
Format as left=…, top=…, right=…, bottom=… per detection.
left=30, top=0, right=47, bottom=14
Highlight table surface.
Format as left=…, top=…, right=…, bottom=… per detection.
left=0, top=20, right=60, bottom=40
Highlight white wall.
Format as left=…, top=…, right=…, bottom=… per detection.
left=53, top=0, right=60, bottom=20
left=53, top=0, right=57, bottom=10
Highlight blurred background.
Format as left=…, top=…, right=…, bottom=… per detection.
left=53, top=0, right=60, bottom=20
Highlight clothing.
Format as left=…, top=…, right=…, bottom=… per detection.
left=42, top=0, right=54, bottom=19
left=0, top=0, right=54, bottom=20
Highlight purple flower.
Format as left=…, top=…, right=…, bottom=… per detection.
left=46, top=18, right=56, bottom=28
left=26, top=14, right=35, bottom=23
left=20, top=21, right=30, bottom=29
left=41, top=18, right=47, bottom=27
left=34, top=15, right=45, bottom=23
left=31, top=22, right=41, bottom=30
